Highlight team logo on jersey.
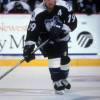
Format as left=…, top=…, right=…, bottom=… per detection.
left=44, top=16, right=62, bottom=31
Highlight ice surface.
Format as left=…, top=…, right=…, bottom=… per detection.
left=0, top=67, right=100, bottom=100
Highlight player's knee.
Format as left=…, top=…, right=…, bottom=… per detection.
left=61, top=56, right=70, bottom=65
left=48, top=58, right=61, bottom=68
left=48, top=57, right=70, bottom=81
left=48, top=58, right=61, bottom=81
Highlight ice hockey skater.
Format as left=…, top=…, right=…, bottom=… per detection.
left=23, top=0, right=77, bottom=95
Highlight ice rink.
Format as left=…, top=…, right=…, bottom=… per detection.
left=0, top=66, right=100, bottom=100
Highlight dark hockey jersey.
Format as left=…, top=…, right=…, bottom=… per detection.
left=26, top=3, right=77, bottom=43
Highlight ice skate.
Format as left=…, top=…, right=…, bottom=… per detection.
left=61, top=79, right=71, bottom=90
left=54, top=80, right=65, bottom=95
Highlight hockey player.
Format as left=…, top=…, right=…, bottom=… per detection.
left=23, top=0, right=77, bottom=94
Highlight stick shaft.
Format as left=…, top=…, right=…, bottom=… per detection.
left=0, top=59, right=24, bottom=80
left=0, top=39, right=49, bottom=80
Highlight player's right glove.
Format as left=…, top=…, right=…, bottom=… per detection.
left=23, top=41, right=35, bottom=62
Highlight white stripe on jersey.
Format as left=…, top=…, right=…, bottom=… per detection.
left=31, top=3, right=46, bottom=19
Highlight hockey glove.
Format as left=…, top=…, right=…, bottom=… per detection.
left=48, top=18, right=64, bottom=40
left=23, top=43, right=35, bottom=62
left=49, top=23, right=71, bottom=41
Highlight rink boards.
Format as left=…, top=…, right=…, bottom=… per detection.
left=0, top=58, right=100, bottom=67
left=0, top=14, right=100, bottom=67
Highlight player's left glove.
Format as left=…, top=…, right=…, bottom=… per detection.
left=48, top=20, right=71, bottom=41
left=49, top=24, right=71, bottom=41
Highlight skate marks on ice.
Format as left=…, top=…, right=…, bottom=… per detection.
left=69, top=76, right=100, bottom=100
left=0, top=88, right=100, bottom=100
left=0, top=76, right=100, bottom=100
left=0, top=88, right=55, bottom=96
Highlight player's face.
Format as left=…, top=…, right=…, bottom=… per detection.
left=43, top=0, right=56, bottom=11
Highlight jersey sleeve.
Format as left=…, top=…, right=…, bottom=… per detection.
left=63, top=5, right=77, bottom=31
left=25, top=11, right=40, bottom=42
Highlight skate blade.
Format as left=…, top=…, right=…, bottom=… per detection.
left=55, top=90, right=65, bottom=95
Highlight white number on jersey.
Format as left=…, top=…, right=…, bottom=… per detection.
left=68, top=14, right=76, bottom=23
left=28, top=22, right=36, bottom=32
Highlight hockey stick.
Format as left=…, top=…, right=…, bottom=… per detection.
left=0, top=39, right=49, bottom=80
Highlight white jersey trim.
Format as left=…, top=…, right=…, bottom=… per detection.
left=33, top=3, right=46, bottom=19
left=25, top=41, right=35, bottom=46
